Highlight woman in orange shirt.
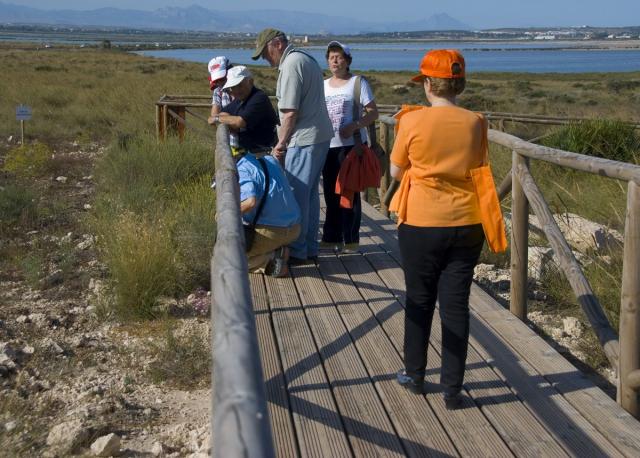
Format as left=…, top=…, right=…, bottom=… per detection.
left=390, top=50, right=486, bottom=410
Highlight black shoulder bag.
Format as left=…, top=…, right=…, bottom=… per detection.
left=244, top=157, right=270, bottom=252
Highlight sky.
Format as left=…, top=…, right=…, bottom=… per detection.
left=7, top=0, right=640, bottom=29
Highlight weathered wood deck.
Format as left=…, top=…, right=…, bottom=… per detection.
left=248, top=199, right=640, bottom=457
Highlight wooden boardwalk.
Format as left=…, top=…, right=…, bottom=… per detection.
left=247, top=200, right=640, bottom=457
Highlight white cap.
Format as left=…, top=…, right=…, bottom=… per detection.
left=327, top=40, right=351, bottom=57
left=222, top=66, right=252, bottom=89
left=208, top=56, right=228, bottom=88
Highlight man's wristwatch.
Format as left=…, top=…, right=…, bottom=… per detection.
left=214, top=115, right=220, bottom=123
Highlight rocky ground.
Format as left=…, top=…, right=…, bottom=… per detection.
left=0, top=141, right=211, bottom=457
left=1, top=140, right=616, bottom=456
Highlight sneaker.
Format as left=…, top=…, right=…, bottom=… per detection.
left=342, top=242, right=360, bottom=254
left=444, top=392, right=463, bottom=410
left=270, top=247, right=289, bottom=277
left=396, top=369, right=424, bottom=395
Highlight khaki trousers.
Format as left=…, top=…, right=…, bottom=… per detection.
left=247, top=223, right=301, bottom=271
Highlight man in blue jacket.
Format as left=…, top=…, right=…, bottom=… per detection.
left=211, top=66, right=300, bottom=276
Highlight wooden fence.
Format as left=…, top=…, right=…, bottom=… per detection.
left=375, top=114, right=640, bottom=418
left=210, top=124, right=275, bottom=457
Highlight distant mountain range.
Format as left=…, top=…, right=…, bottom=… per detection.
left=0, top=2, right=472, bottom=34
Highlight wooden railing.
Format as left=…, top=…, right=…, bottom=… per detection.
left=375, top=114, right=640, bottom=419
left=210, top=124, right=275, bottom=457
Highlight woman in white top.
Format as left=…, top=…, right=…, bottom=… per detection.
left=321, top=41, right=379, bottom=253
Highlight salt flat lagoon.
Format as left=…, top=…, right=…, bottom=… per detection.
left=136, top=41, right=640, bottom=73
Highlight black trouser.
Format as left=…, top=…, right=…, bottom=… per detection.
left=321, top=146, right=361, bottom=245
left=398, top=223, right=484, bottom=395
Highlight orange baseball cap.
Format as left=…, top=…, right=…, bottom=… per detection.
left=411, top=49, right=465, bottom=82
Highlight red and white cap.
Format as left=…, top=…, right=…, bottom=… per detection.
left=208, top=56, right=229, bottom=89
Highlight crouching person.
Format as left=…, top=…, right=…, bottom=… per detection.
left=237, top=151, right=301, bottom=277
left=209, top=65, right=300, bottom=276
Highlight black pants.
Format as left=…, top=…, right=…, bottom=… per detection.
left=321, top=146, right=361, bottom=245
left=398, top=223, right=484, bottom=395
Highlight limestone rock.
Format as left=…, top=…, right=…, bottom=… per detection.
left=529, top=213, right=622, bottom=253
left=528, top=246, right=554, bottom=281
left=77, top=235, right=95, bottom=250
left=46, top=419, right=90, bottom=454
left=0, top=342, right=18, bottom=372
left=563, top=316, right=583, bottom=338
left=473, top=264, right=510, bottom=291
left=90, top=433, right=121, bottom=456
left=5, top=420, right=17, bottom=432
left=151, top=441, right=165, bottom=456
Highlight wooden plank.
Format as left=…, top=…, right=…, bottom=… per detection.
left=470, top=284, right=640, bottom=457
left=336, top=253, right=513, bottom=458
left=465, top=309, right=623, bottom=457
left=291, top=262, right=408, bottom=456
left=359, top=201, right=640, bottom=455
left=250, top=274, right=299, bottom=457
left=264, top=274, right=353, bottom=457
left=360, top=246, right=568, bottom=457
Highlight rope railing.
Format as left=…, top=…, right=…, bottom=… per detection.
left=210, top=124, right=276, bottom=457
left=376, top=114, right=640, bottom=418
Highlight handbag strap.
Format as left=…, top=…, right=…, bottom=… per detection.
left=251, top=157, right=270, bottom=227
left=352, top=75, right=363, bottom=146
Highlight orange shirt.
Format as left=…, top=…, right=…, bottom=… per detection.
left=389, top=106, right=487, bottom=227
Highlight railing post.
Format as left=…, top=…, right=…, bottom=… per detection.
left=166, top=105, right=186, bottom=141
left=155, top=103, right=165, bottom=141
left=510, top=151, right=529, bottom=320
left=378, top=122, right=392, bottom=217
left=162, top=104, right=169, bottom=141
left=619, top=180, right=640, bottom=418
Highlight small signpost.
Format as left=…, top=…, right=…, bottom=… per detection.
left=16, top=104, right=32, bottom=144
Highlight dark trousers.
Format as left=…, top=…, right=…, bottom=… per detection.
left=398, top=223, right=484, bottom=395
left=322, top=146, right=361, bottom=245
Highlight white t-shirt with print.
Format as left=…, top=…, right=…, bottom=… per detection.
left=324, top=75, right=374, bottom=148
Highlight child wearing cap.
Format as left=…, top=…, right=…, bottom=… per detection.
left=207, top=56, right=239, bottom=148
left=390, top=50, right=487, bottom=410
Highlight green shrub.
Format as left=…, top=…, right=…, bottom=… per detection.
left=0, top=183, right=38, bottom=227
left=96, top=136, right=213, bottom=214
left=606, top=80, right=640, bottom=93
left=170, top=175, right=216, bottom=288
left=542, top=119, right=640, bottom=163
left=97, top=213, right=179, bottom=320
left=2, top=142, right=52, bottom=177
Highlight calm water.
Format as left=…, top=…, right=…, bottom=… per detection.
left=136, top=41, right=640, bottom=73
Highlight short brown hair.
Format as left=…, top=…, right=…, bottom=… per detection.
left=426, top=75, right=466, bottom=97
left=326, top=46, right=353, bottom=67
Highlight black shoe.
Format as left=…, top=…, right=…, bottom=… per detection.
left=444, top=392, right=463, bottom=410
left=396, top=370, right=424, bottom=395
